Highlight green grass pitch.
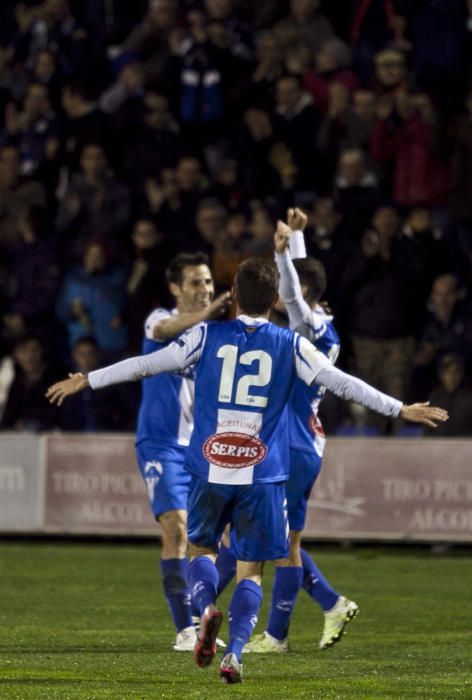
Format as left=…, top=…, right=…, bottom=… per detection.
left=1, top=542, right=471, bottom=699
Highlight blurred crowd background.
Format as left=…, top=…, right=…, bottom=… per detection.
left=0, top=0, right=471, bottom=436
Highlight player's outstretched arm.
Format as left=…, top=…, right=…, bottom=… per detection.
left=400, top=402, right=449, bottom=428
left=295, top=337, right=449, bottom=426
left=46, top=325, right=207, bottom=406
left=46, top=373, right=89, bottom=406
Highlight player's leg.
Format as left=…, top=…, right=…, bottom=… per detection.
left=187, top=476, right=232, bottom=668
left=264, top=530, right=304, bottom=649
left=137, top=444, right=194, bottom=650
left=221, top=481, right=289, bottom=682
left=220, top=559, right=262, bottom=684
left=245, top=448, right=315, bottom=652
left=158, top=508, right=196, bottom=649
left=215, top=526, right=236, bottom=597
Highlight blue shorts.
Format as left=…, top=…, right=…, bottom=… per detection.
left=187, top=475, right=289, bottom=562
left=286, top=448, right=321, bottom=532
left=136, top=442, right=190, bottom=519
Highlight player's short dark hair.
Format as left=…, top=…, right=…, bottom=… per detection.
left=293, top=257, right=327, bottom=303
left=165, top=252, right=210, bottom=286
left=234, top=258, right=279, bottom=315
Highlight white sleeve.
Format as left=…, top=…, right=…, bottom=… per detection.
left=316, top=365, right=403, bottom=417
left=288, top=229, right=307, bottom=259
left=294, top=336, right=402, bottom=417
left=275, top=250, right=312, bottom=330
left=89, top=324, right=207, bottom=389
left=144, top=308, right=171, bottom=340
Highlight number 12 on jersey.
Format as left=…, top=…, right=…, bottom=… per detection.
left=217, top=344, right=272, bottom=408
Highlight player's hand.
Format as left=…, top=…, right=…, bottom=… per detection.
left=45, top=373, right=90, bottom=406
left=400, top=402, right=449, bottom=428
left=287, top=207, right=308, bottom=231
left=274, top=220, right=291, bottom=253
left=205, top=291, right=232, bottom=320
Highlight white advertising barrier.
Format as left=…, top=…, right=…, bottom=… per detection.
left=43, top=434, right=158, bottom=535
left=0, top=433, right=43, bottom=531
left=304, top=439, right=472, bottom=542
left=1, top=434, right=471, bottom=541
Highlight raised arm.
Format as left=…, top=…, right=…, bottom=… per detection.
left=46, top=325, right=207, bottom=406
left=274, top=217, right=313, bottom=330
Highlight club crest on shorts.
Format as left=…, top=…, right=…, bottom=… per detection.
left=203, top=432, right=267, bottom=468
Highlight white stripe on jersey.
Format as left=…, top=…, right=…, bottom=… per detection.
left=208, top=408, right=263, bottom=485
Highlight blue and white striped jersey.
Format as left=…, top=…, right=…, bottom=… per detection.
left=276, top=246, right=340, bottom=456
left=136, top=308, right=194, bottom=450
left=89, top=315, right=402, bottom=481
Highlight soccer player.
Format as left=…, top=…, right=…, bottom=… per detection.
left=126, top=251, right=230, bottom=651
left=246, top=209, right=357, bottom=655
left=46, top=255, right=448, bottom=684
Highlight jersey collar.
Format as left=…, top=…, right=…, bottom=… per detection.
left=237, top=313, right=269, bottom=325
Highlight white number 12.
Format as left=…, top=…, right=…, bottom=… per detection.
left=216, top=344, right=272, bottom=407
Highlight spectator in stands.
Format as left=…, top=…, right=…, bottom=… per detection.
left=172, top=155, right=207, bottom=219
left=317, top=86, right=377, bottom=170
left=274, top=0, right=334, bottom=55
left=59, top=80, right=110, bottom=181
left=329, top=1, right=409, bottom=84
left=239, top=107, right=280, bottom=199
left=3, top=206, right=60, bottom=344
left=273, top=74, right=321, bottom=190
left=192, top=197, right=227, bottom=254
left=304, top=197, right=356, bottom=316
left=118, top=91, right=183, bottom=203
left=0, top=82, right=59, bottom=178
left=370, top=90, right=452, bottom=211
left=304, top=38, right=358, bottom=115
left=55, top=142, right=131, bottom=260
left=126, top=218, right=173, bottom=353
left=342, top=205, right=428, bottom=429
left=246, top=206, right=274, bottom=257
left=212, top=210, right=249, bottom=289
left=12, top=0, right=92, bottom=77
left=333, top=147, right=382, bottom=238
left=372, top=48, right=408, bottom=98
left=414, top=274, right=472, bottom=394
left=250, top=30, right=284, bottom=106
left=145, top=167, right=194, bottom=245
left=0, top=334, right=62, bottom=431
left=121, top=0, right=178, bottom=85
left=0, top=144, right=46, bottom=250
left=425, top=354, right=472, bottom=437
left=60, top=336, right=139, bottom=431
left=31, top=49, right=62, bottom=109
left=56, top=240, right=128, bottom=360
left=207, top=158, right=245, bottom=212
left=100, top=55, right=145, bottom=117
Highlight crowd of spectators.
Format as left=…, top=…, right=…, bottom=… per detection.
left=0, top=0, right=471, bottom=435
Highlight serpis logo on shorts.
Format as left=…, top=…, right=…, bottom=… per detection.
left=203, top=432, right=267, bottom=469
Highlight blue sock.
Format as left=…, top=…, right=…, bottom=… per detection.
left=188, top=556, right=219, bottom=617
left=215, top=543, right=237, bottom=597
left=160, top=558, right=192, bottom=632
left=266, top=566, right=303, bottom=641
left=301, top=548, right=339, bottom=611
left=226, top=579, right=263, bottom=662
